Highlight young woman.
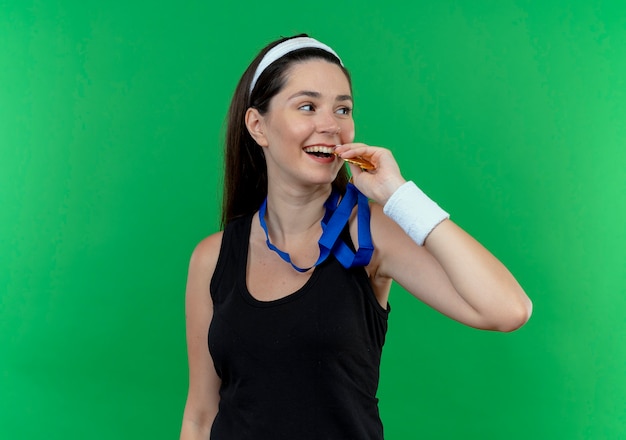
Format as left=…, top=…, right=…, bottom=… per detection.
left=180, top=34, right=532, bottom=440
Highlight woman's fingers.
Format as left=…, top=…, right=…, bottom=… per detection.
left=335, top=143, right=406, bottom=204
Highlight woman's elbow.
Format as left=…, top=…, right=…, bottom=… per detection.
left=492, top=297, right=533, bottom=332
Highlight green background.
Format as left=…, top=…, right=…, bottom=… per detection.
left=2, top=0, right=625, bottom=438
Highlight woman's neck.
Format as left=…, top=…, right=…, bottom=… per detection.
left=262, top=184, right=332, bottom=242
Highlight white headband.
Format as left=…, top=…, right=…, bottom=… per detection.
left=249, top=36, right=343, bottom=95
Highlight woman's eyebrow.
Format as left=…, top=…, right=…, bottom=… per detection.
left=336, top=94, right=353, bottom=103
left=288, top=90, right=353, bottom=103
left=288, top=90, right=321, bottom=100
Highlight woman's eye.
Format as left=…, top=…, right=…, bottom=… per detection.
left=299, top=104, right=314, bottom=111
left=336, top=107, right=352, bottom=116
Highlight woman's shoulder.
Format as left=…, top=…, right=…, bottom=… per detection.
left=347, top=201, right=387, bottom=266
left=350, top=200, right=414, bottom=268
left=189, top=231, right=224, bottom=275
left=347, top=200, right=384, bottom=235
left=348, top=200, right=387, bottom=233
left=367, top=200, right=404, bottom=238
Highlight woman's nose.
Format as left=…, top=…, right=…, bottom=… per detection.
left=315, top=111, right=341, bottom=135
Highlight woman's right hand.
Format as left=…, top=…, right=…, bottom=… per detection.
left=334, top=143, right=406, bottom=205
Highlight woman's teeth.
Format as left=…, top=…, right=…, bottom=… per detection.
left=304, top=146, right=334, bottom=157
left=303, top=145, right=376, bottom=169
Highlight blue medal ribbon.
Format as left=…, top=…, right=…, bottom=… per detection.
left=258, top=183, right=374, bottom=272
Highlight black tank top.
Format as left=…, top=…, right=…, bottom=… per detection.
left=209, top=213, right=389, bottom=439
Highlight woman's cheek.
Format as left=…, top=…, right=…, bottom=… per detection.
left=341, top=125, right=356, bottom=143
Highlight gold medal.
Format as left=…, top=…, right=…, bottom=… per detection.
left=334, top=152, right=375, bottom=170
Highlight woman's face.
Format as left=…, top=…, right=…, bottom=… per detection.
left=252, top=59, right=355, bottom=187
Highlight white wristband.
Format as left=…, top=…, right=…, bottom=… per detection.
left=383, top=181, right=450, bottom=246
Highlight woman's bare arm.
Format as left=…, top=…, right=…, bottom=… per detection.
left=180, top=233, right=223, bottom=440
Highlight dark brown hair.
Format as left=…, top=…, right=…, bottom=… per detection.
left=221, top=34, right=352, bottom=227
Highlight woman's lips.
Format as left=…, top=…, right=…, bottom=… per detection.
left=303, top=145, right=335, bottom=155
left=302, top=144, right=375, bottom=170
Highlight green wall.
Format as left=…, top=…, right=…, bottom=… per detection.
left=2, top=1, right=624, bottom=438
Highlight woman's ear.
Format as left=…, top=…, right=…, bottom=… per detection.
left=245, top=108, right=269, bottom=147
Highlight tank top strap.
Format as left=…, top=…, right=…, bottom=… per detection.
left=210, top=213, right=254, bottom=304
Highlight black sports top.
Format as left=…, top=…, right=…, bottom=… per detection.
left=208, top=213, right=389, bottom=439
